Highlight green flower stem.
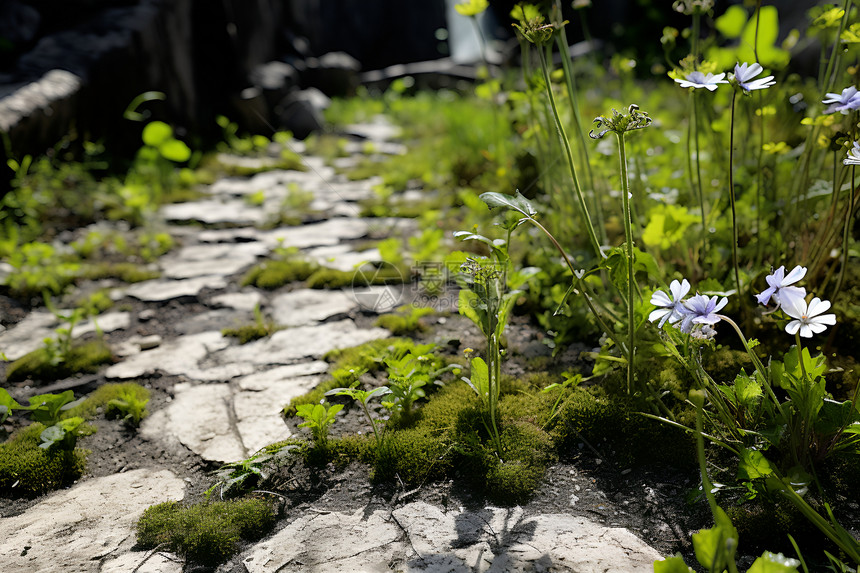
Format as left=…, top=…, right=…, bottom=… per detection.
left=755, top=90, right=765, bottom=265
left=719, top=314, right=787, bottom=424
left=833, top=116, right=857, bottom=299
left=360, top=400, right=382, bottom=445
left=553, top=2, right=605, bottom=244
left=536, top=45, right=604, bottom=260
left=526, top=217, right=627, bottom=358
left=728, top=91, right=742, bottom=295
left=688, top=90, right=708, bottom=261
left=616, top=131, right=637, bottom=394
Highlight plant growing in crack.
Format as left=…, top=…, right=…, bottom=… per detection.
left=296, top=402, right=343, bottom=449
left=325, top=382, right=391, bottom=446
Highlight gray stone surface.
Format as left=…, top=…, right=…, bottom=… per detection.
left=142, top=363, right=328, bottom=463
left=0, top=469, right=185, bottom=573
left=305, top=244, right=382, bottom=272
left=270, top=288, right=357, bottom=326
left=105, top=330, right=253, bottom=381
left=217, top=319, right=388, bottom=365
left=160, top=199, right=266, bottom=226
left=0, top=310, right=130, bottom=360
left=125, top=276, right=228, bottom=302
left=242, top=501, right=662, bottom=573
left=160, top=242, right=267, bottom=280
left=211, top=290, right=265, bottom=312
left=264, top=218, right=370, bottom=249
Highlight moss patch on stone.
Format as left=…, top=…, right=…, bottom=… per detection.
left=136, top=498, right=276, bottom=567
left=0, top=423, right=88, bottom=495
left=66, top=382, right=150, bottom=426
left=6, top=339, right=114, bottom=383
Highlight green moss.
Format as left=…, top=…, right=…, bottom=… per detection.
left=221, top=322, right=279, bottom=344
left=240, top=260, right=318, bottom=289
left=136, top=498, right=275, bottom=567
left=73, top=289, right=114, bottom=315
left=374, top=306, right=434, bottom=335
left=373, top=426, right=452, bottom=483
left=65, top=382, right=150, bottom=426
left=6, top=339, right=114, bottom=382
left=81, top=262, right=160, bottom=283
left=0, top=423, right=88, bottom=495
left=305, top=268, right=356, bottom=289
left=726, top=497, right=819, bottom=557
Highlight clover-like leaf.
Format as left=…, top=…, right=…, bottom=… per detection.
left=479, top=191, right=537, bottom=218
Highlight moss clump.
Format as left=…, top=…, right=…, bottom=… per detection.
left=550, top=387, right=695, bottom=467
left=81, top=262, right=160, bottom=283
left=6, top=339, right=114, bottom=383
left=485, top=421, right=557, bottom=502
left=726, top=497, right=819, bottom=557
left=305, top=268, right=356, bottom=289
left=0, top=423, right=88, bottom=495
left=374, top=306, right=434, bottom=335
left=240, top=259, right=319, bottom=290
left=65, top=382, right=150, bottom=426
left=136, top=498, right=276, bottom=567
left=373, top=426, right=452, bottom=483
left=221, top=322, right=279, bottom=344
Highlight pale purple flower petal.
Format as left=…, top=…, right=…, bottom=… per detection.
left=755, top=265, right=807, bottom=307
left=823, top=86, right=860, bottom=115
left=674, top=71, right=728, bottom=92
left=844, top=141, right=860, bottom=166
left=649, top=279, right=691, bottom=327
left=733, top=62, right=775, bottom=92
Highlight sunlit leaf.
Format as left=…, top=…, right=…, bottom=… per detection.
left=738, top=447, right=774, bottom=481
left=480, top=191, right=537, bottom=218
left=715, top=5, right=747, bottom=39
left=142, top=121, right=173, bottom=147
left=159, top=139, right=192, bottom=163
left=747, top=551, right=801, bottom=572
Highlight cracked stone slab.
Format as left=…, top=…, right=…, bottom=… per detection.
left=242, top=501, right=662, bottom=573
left=211, top=291, right=264, bottom=312
left=263, top=218, right=370, bottom=249
left=305, top=244, right=382, bottom=272
left=0, top=311, right=130, bottom=361
left=217, top=319, right=388, bottom=366
left=270, top=289, right=358, bottom=327
left=0, top=468, right=185, bottom=573
left=106, top=331, right=253, bottom=381
left=208, top=166, right=337, bottom=198
left=144, top=363, right=327, bottom=463
left=124, top=276, right=228, bottom=302
left=160, top=199, right=266, bottom=226
left=160, top=242, right=268, bottom=280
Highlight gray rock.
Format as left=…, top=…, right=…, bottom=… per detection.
left=250, top=61, right=299, bottom=109
left=270, top=288, right=357, bottom=326
left=304, top=51, right=361, bottom=97
left=211, top=291, right=264, bottom=312
left=160, top=242, right=266, bottom=280
left=125, top=276, right=228, bottom=302
left=160, top=199, right=266, bottom=226
left=0, top=69, right=81, bottom=133
left=305, top=244, right=382, bottom=272
left=0, top=310, right=129, bottom=361
left=0, top=468, right=185, bottom=573
left=264, top=218, right=369, bottom=249
left=235, top=361, right=329, bottom=391
left=105, top=331, right=254, bottom=381
left=217, top=319, right=388, bottom=366
left=241, top=501, right=662, bottom=573
left=275, top=87, right=330, bottom=139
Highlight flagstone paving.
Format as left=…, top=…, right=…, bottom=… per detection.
left=0, top=118, right=672, bottom=572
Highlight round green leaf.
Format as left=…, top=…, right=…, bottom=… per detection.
left=142, top=121, right=173, bottom=147
left=158, top=139, right=192, bottom=163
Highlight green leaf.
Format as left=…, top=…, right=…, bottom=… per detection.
left=747, top=551, right=801, bottom=572
left=464, top=357, right=490, bottom=405
left=738, top=447, right=774, bottom=481
left=479, top=191, right=537, bottom=218
left=158, top=139, right=191, bottom=162
left=142, top=121, right=173, bottom=147
left=459, top=289, right=488, bottom=337
left=693, top=507, right=738, bottom=571
left=815, top=399, right=858, bottom=436
left=734, top=370, right=763, bottom=409
left=715, top=5, right=747, bottom=39
left=841, top=23, right=860, bottom=43
left=653, top=556, right=695, bottom=573
left=0, top=388, right=21, bottom=417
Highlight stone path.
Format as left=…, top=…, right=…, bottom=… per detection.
left=0, top=119, right=666, bottom=572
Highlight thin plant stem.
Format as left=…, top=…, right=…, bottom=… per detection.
left=729, top=91, right=742, bottom=296
left=833, top=117, right=857, bottom=299
left=536, top=45, right=604, bottom=260
left=755, top=90, right=765, bottom=264
left=617, top=131, right=636, bottom=394
left=526, top=217, right=627, bottom=357
left=553, top=0, right=605, bottom=244
left=692, top=91, right=708, bottom=260
left=753, top=0, right=762, bottom=63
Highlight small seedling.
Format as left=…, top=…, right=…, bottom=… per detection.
left=326, top=382, right=391, bottom=445
left=296, top=402, right=343, bottom=448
